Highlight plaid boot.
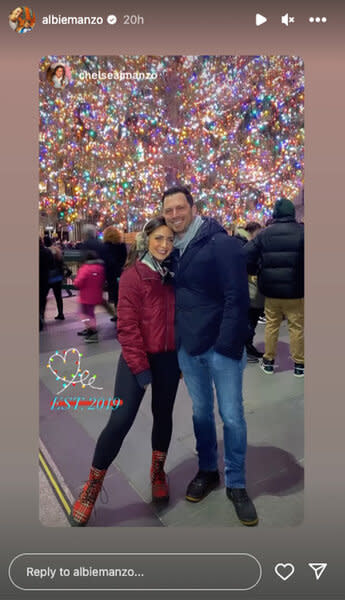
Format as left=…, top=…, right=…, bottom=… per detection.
left=151, top=451, right=169, bottom=503
left=69, top=466, right=107, bottom=526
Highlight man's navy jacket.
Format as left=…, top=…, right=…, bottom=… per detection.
left=171, top=217, right=249, bottom=360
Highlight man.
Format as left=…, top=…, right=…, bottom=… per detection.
left=80, top=224, right=104, bottom=261
left=245, top=197, right=304, bottom=377
left=162, top=186, right=258, bottom=526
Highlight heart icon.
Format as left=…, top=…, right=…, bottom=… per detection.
left=47, top=348, right=81, bottom=392
left=274, top=563, right=295, bottom=581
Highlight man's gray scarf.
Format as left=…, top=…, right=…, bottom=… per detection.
left=173, top=215, right=203, bottom=256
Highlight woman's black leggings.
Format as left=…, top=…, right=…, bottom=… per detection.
left=92, top=352, right=180, bottom=470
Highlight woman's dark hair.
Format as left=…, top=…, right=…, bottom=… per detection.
left=53, top=65, right=66, bottom=79
left=125, top=216, right=171, bottom=268
left=161, top=186, right=194, bottom=207
left=47, top=65, right=66, bottom=85
left=143, top=216, right=168, bottom=236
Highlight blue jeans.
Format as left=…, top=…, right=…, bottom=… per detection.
left=178, top=346, right=247, bottom=488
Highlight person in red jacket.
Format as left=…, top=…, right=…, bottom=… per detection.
left=70, top=217, right=181, bottom=526
left=74, top=251, right=105, bottom=343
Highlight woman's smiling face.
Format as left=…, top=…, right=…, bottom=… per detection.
left=148, top=225, right=174, bottom=262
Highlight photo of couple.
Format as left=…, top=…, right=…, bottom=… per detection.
left=39, top=55, right=304, bottom=528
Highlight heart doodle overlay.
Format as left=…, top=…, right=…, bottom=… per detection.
left=49, top=348, right=80, bottom=381
left=274, top=563, right=295, bottom=581
left=47, top=347, right=103, bottom=394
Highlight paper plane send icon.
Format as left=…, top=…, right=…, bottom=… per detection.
left=256, top=13, right=267, bottom=26
left=308, top=563, right=327, bottom=580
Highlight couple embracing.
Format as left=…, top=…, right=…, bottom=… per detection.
left=70, top=186, right=258, bottom=527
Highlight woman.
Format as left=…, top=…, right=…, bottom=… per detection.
left=47, top=64, right=68, bottom=89
left=102, top=226, right=127, bottom=320
left=70, top=216, right=180, bottom=526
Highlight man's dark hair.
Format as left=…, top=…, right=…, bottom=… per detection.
left=161, top=186, right=194, bottom=207
left=245, top=222, right=262, bottom=234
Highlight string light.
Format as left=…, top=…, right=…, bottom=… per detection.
left=39, top=55, right=304, bottom=229
left=47, top=347, right=102, bottom=393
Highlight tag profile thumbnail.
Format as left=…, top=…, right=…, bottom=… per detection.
left=46, top=62, right=71, bottom=89
left=9, top=6, right=36, bottom=33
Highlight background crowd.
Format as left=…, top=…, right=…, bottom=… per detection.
left=39, top=205, right=304, bottom=366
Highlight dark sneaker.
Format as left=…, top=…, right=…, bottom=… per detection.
left=85, top=329, right=99, bottom=344
left=246, top=343, right=264, bottom=358
left=77, top=329, right=88, bottom=336
left=55, top=314, right=65, bottom=320
left=260, top=358, right=274, bottom=375
left=294, top=363, right=304, bottom=378
left=185, top=470, right=220, bottom=502
left=226, top=487, right=258, bottom=526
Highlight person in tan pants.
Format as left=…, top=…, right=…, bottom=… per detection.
left=264, top=297, right=304, bottom=370
left=245, top=197, right=304, bottom=377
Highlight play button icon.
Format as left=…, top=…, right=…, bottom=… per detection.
left=256, top=13, right=267, bottom=26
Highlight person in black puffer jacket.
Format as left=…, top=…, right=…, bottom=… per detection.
left=245, top=197, right=304, bottom=377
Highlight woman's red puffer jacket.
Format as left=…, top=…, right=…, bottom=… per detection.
left=117, top=261, right=176, bottom=379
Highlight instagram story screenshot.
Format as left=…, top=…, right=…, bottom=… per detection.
left=0, top=1, right=344, bottom=599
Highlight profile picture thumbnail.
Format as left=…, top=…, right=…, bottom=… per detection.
left=9, top=6, right=36, bottom=34
left=46, top=62, right=71, bottom=89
